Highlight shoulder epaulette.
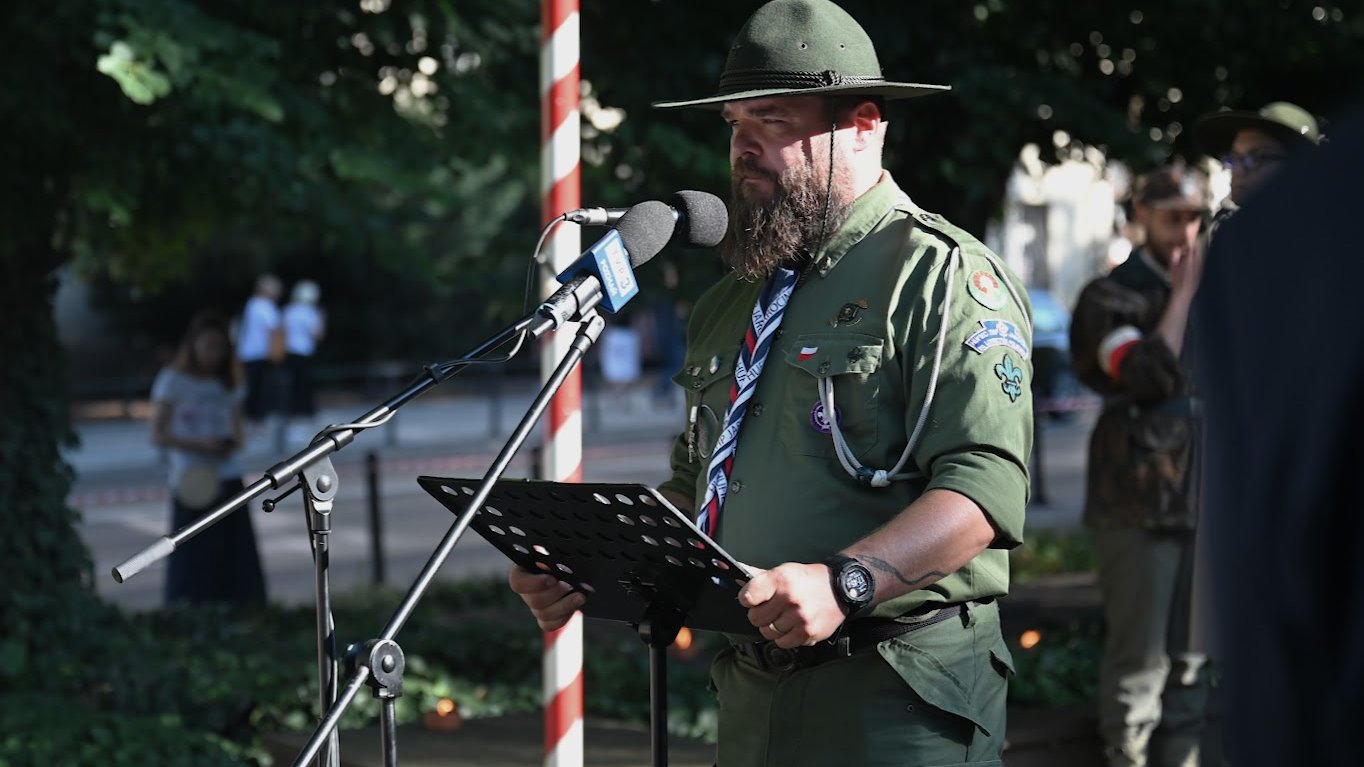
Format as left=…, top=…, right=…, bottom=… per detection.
left=905, top=206, right=991, bottom=262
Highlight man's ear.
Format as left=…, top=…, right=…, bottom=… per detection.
left=851, top=100, right=883, bottom=152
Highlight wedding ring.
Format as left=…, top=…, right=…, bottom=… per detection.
left=768, top=621, right=782, bottom=634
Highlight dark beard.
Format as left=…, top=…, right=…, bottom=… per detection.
left=720, top=159, right=851, bottom=281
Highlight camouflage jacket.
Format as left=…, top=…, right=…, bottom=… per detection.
left=1069, top=251, right=1200, bottom=530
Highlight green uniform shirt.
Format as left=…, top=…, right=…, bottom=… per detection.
left=658, top=173, right=1033, bottom=618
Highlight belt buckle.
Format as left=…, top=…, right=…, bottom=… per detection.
left=761, top=642, right=797, bottom=672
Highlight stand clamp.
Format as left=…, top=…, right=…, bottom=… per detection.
left=346, top=639, right=406, bottom=767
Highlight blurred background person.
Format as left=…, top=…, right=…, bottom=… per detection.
left=598, top=314, right=642, bottom=408
left=1069, top=166, right=1210, bottom=767
left=1194, top=101, right=1322, bottom=220
left=236, top=273, right=284, bottom=434
left=150, top=312, right=266, bottom=606
left=282, top=279, right=326, bottom=445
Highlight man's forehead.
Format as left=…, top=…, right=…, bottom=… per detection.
left=720, top=96, right=822, bottom=119
left=1232, top=128, right=1285, bottom=153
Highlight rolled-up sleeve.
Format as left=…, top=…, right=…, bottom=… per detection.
left=907, top=245, right=1032, bottom=549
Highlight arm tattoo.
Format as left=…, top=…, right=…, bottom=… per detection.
left=861, top=555, right=946, bottom=589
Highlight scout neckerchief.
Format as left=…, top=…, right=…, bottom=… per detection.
left=696, top=266, right=799, bottom=538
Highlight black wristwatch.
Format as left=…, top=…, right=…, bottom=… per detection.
left=823, top=554, right=875, bottom=615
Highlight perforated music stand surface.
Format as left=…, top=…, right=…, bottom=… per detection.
left=417, top=477, right=755, bottom=635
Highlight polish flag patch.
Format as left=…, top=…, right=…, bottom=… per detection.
left=798, top=346, right=818, bottom=361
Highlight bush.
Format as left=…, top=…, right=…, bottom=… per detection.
left=0, top=578, right=719, bottom=765
left=0, top=694, right=249, bottom=767
left=1010, top=528, right=1096, bottom=582
left=1006, top=615, right=1103, bottom=707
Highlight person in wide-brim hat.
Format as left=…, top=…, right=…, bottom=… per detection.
left=652, top=0, right=949, bottom=110
left=1195, top=101, right=1321, bottom=206
left=512, top=3, right=1035, bottom=767
left=1194, top=101, right=1321, bottom=157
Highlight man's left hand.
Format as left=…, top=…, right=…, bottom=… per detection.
left=739, top=563, right=846, bottom=648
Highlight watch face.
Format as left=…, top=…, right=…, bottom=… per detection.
left=841, top=566, right=872, bottom=602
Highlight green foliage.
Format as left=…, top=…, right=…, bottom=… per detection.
left=1010, top=528, right=1097, bottom=582
left=1007, top=616, right=1104, bottom=708
left=0, top=694, right=249, bottom=767
left=0, top=579, right=718, bottom=765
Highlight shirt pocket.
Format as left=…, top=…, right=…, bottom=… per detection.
left=779, top=332, right=886, bottom=458
left=672, top=350, right=739, bottom=465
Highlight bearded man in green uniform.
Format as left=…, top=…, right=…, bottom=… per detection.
left=1069, top=167, right=1210, bottom=767
left=511, top=2, right=1033, bottom=764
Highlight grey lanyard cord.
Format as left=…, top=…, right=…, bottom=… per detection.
left=978, top=249, right=1032, bottom=344
left=821, top=242, right=957, bottom=488
left=820, top=197, right=1029, bottom=489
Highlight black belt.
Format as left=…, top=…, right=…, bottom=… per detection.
left=731, top=603, right=966, bottom=673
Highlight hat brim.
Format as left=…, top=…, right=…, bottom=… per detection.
left=1194, top=111, right=1315, bottom=156
left=652, top=82, right=950, bottom=110
left=1143, top=198, right=1208, bottom=212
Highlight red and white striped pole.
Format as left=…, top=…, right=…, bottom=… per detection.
left=539, top=1, right=584, bottom=766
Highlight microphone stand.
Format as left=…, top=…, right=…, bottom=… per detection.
left=111, top=311, right=547, bottom=767
left=290, top=311, right=606, bottom=767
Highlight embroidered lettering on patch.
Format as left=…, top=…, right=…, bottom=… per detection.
left=964, top=319, right=1030, bottom=358
left=994, top=354, right=1025, bottom=403
left=967, top=270, right=1007, bottom=310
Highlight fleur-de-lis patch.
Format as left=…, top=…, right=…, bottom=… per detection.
left=831, top=300, right=868, bottom=327
left=994, top=354, right=1025, bottom=403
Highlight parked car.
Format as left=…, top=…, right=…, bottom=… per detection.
left=1026, top=287, right=1085, bottom=417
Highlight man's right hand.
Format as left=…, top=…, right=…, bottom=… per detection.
left=1170, top=243, right=1205, bottom=301
left=508, top=565, right=586, bottom=632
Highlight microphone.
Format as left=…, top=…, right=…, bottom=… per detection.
left=535, top=200, right=676, bottom=332
left=535, top=194, right=727, bottom=333
left=563, top=190, right=728, bottom=250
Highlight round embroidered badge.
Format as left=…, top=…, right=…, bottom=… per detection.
left=967, top=269, right=1007, bottom=310
left=810, top=401, right=843, bottom=434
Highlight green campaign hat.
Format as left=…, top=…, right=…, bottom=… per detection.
left=1194, top=101, right=1322, bottom=156
left=652, top=0, right=950, bottom=110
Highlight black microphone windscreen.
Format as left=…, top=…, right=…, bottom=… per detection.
left=670, top=190, right=729, bottom=248
left=613, top=200, right=677, bottom=269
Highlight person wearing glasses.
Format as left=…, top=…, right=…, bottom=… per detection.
left=1194, top=101, right=1323, bottom=237
left=1069, top=167, right=1211, bottom=767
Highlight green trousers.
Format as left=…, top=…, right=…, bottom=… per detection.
left=1092, top=528, right=1208, bottom=767
left=710, top=600, right=1012, bottom=767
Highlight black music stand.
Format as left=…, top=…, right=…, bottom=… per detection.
left=418, top=477, right=757, bottom=767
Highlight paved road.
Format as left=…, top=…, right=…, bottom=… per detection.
left=69, top=382, right=1094, bottom=611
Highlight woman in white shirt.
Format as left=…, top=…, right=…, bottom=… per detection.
left=150, top=313, right=266, bottom=605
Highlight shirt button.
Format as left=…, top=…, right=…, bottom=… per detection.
left=692, top=380, right=702, bottom=390
left=818, top=361, right=831, bottom=374
left=752, top=403, right=764, bottom=417
left=730, top=480, right=744, bottom=494
left=774, top=328, right=784, bottom=339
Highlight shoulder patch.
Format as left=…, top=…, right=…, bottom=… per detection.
left=967, top=269, right=1008, bottom=310
left=964, top=318, right=1030, bottom=358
